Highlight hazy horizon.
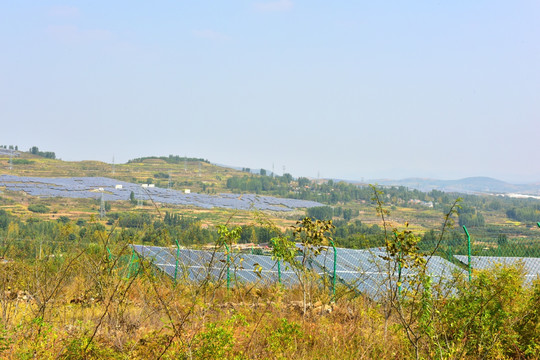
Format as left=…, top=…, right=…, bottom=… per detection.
left=2, top=1, right=539, bottom=183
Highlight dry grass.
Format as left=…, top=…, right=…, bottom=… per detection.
left=0, top=248, right=410, bottom=360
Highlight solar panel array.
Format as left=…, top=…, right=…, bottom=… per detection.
left=133, top=244, right=462, bottom=299
left=132, top=245, right=299, bottom=286
left=0, top=149, right=18, bottom=156
left=454, top=255, right=540, bottom=281
left=0, top=175, right=322, bottom=212
left=304, top=246, right=462, bottom=298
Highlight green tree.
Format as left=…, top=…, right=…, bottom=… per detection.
left=129, top=191, right=136, bottom=205
left=298, top=177, right=310, bottom=187
left=307, top=206, right=333, bottom=221
left=293, top=217, right=335, bottom=313
left=498, top=233, right=508, bottom=247
left=282, top=173, right=293, bottom=183
left=28, top=204, right=49, bottom=213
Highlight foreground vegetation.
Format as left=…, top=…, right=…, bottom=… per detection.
left=2, top=213, right=540, bottom=359
left=2, top=148, right=540, bottom=358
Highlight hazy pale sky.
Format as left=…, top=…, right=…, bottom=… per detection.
left=1, top=1, right=539, bottom=183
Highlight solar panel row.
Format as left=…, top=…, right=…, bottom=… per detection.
left=454, top=255, right=540, bottom=281
left=0, top=175, right=323, bottom=212
left=133, top=244, right=462, bottom=299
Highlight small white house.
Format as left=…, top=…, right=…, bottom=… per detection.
left=184, top=189, right=191, bottom=194
left=141, top=184, right=149, bottom=188
left=115, top=184, right=123, bottom=189
left=148, top=184, right=155, bottom=188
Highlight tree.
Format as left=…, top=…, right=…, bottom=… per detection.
left=293, top=217, right=335, bottom=313
left=498, top=233, right=508, bottom=247
left=282, top=173, right=293, bottom=183
left=28, top=146, right=55, bottom=159
left=343, top=208, right=358, bottom=221
left=307, top=206, right=333, bottom=221
left=372, top=184, right=462, bottom=360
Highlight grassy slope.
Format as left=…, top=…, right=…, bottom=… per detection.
left=1, top=153, right=236, bottom=192
left=0, top=153, right=301, bottom=229
left=1, top=153, right=537, bottom=242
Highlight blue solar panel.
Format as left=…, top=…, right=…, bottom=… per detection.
left=132, top=245, right=300, bottom=286
left=454, top=255, right=540, bottom=281
left=0, top=175, right=322, bottom=211
left=132, top=244, right=461, bottom=299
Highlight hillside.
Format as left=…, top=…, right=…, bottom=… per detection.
left=2, top=150, right=540, bottom=245
left=0, top=152, right=245, bottom=194
left=0, top=152, right=312, bottom=229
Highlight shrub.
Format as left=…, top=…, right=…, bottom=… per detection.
left=438, top=264, right=530, bottom=358
left=12, top=159, right=34, bottom=165
left=193, top=322, right=235, bottom=359
left=267, top=318, right=304, bottom=357
left=28, top=204, right=50, bottom=213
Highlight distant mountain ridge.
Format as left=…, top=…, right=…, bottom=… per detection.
left=368, top=176, right=540, bottom=195
left=208, top=162, right=540, bottom=196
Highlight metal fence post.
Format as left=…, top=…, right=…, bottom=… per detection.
left=277, top=259, right=281, bottom=284
left=463, top=225, right=472, bottom=282
left=174, top=239, right=180, bottom=284
left=393, top=232, right=402, bottom=296
left=329, top=240, right=337, bottom=298
left=224, top=243, right=230, bottom=291
left=271, top=238, right=282, bottom=285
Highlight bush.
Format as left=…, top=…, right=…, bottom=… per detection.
left=306, top=206, right=334, bottom=221
left=193, top=322, right=234, bottom=359
left=437, top=264, right=536, bottom=358
left=28, top=204, right=50, bottom=213
left=12, top=159, right=34, bottom=165
left=0, top=209, right=11, bottom=229
left=267, top=318, right=303, bottom=357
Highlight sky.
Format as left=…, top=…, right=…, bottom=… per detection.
left=1, top=1, right=539, bottom=183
